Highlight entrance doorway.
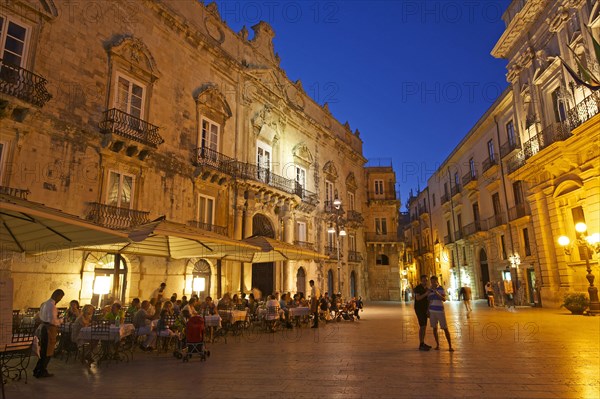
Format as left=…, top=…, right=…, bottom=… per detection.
left=350, top=271, right=357, bottom=298
left=192, top=259, right=212, bottom=299
left=252, top=213, right=275, bottom=295
left=327, top=269, right=334, bottom=295
left=296, top=267, right=306, bottom=295
left=479, top=249, right=489, bottom=299
left=527, top=268, right=537, bottom=305
left=92, top=253, right=127, bottom=307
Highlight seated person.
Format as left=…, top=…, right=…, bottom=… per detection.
left=65, top=300, right=81, bottom=323
left=320, top=293, right=332, bottom=321
left=156, top=309, right=177, bottom=337
left=133, top=301, right=156, bottom=351
left=199, top=297, right=217, bottom=316
left=104, top=303, right=123, bottom=324
left=182, top=297, right=198, bottom=316
left=247, top=294, right=258, bottom=315
left=71, top=304, right=97, bottom=362
left=126, top=298, right=141, bottom=316
left=265, top=295, right=283, bottom=319
left=217, top=293, right=232, bottom=310
left=279, top=293, right=292, bottom=328
left=180, top=295, right=188, bottom=309
left=240, top=293, right=249, bottom=308
left=148, top=298, right=157, bottom=317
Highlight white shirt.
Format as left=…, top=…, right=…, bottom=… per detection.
left=39, top=298, right=61, bottom=326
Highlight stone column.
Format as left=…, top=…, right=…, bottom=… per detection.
left=282, top=209, right=294, bottom=293
left=242, top=191, right=255, bottom=293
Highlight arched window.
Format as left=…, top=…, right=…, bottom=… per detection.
left=296, top=267, right=306, bottom=295
left=376, top=254, right=390, bottom=265
left=327, top=269, right=334, bottom=295
left=93, top=254, right=127, bottom=307
left=192, top=259, right=212, bottom=299
left=252, top=213, right=275, bottom=238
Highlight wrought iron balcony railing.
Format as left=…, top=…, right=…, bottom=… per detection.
left=194, top=147, right=237, bottom=174
left=418, top=204, right=428, bottom=215
left=485, top=213, right=506, bottom=229
left=444, top=235, right=453, bottom=245
left=294, top=240, right=315, bottom=250
left=0, top=185, right=30, bottom=199
left=0, top=59, right=52, bottom=107
left=500, top=137, right=521, bottom=158
left=568, top=90, right=600, bottom=130
left=451, top=184, right=461, bottom=197
left=441, top=193, right=450, bottom=205
left=346, top=210, right=363, bottom=223
left=99, top=108, right=164, bottom=148
left=462, top=171, right=477, bottom=187
left=187, top=220, right=228, bottom=236
left=482, top=155, right=499, bottom=172
left=462, top=220, right=487, bottom=236
left=365, top=232, right=401, bottom=242
left=348, top=250, right=362, bottom=262
left=324, top=245, right=339, bottom=259
left=454, top=229, right=464, bottom=241
left=508, top=203, right=530, bottom=221
left=87, top=202, right=150, bottom=230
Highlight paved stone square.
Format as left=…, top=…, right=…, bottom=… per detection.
left=4, top=301, right=600, bottom=399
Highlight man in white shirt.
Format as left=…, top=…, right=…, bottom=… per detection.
left=33, top=289, right=64, bottom=378
left=151, top=282, right=167, bottom=303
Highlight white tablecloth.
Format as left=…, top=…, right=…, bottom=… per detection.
left=78, top=323, right=134, bottom=342
left=289, top=307, right=310, bottom=317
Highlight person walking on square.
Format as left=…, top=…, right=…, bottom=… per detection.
left=485, top=281, right=495, bottom=307
left=503, top=278, right=516, bottom=311
left=33, top=289, right=65, bottom=378
left=428, top=276, right=454, bottom=352
left=309, top=280, right=319, bottom=328
left=413, top=275, right=432, bottom=351
left=459, top=285, right=472, bottom=313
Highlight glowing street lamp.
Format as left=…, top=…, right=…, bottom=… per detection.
left=557, top=222, right=600, bottom=315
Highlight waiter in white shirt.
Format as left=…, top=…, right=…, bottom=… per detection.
left=33, top=289, right=64, bottom=378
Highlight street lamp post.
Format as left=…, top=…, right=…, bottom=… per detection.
left=558, top=222, right=600, bottom=315
left=328, top=197, right=346, bottom=295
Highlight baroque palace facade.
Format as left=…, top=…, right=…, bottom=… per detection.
left=0, top=0, right=404, bottom=309
left=404, top=0, right=600, bottom=308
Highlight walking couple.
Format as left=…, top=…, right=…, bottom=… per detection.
left=413, top=275, right=454, bottom=352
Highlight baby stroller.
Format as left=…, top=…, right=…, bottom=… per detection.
left=174, top=316, right=210, bottom=362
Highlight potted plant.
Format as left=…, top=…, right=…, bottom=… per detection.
left=561, top=293, right=589, bottom=315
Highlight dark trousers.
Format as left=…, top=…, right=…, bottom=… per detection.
left=33, top=325, right=52, bottom=376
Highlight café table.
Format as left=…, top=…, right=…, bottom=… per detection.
left=78, top=323, right=134, bottom=364
left=288, top=307, right=311, bottom=327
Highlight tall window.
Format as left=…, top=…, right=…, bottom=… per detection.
left=523, top=228, right=531, bottom=256
left=469, top=158, right=475, bottom=177
left=325, top=180, right=334, bottom=203
left=0, top=17, right=28, bottom=67
left=487, top=139, right=495, bottom=161
left=257, top=140, right=271, bottom=182
left=506, top=120, right=516, bottom=146
left=197, top=194, right=215, bottom=225
left=492, top=192, right=502, bottom=216
left=375, top=218, right=387, bottom=235
left=472, top=202, right=480, bottom=223
left=454, top=172, right=459, bottom=187
left=446, top=220, right=452, bottom=241
left=432, top=194, right=436, bottom=207
left=500, top=235, right=507, bottom=260
left=374, top=180, right=384, bottom=195
left=327, top=231, right=336, bottom=249
left=551, top=88, right=567, bottom=123
left=457, top=214, right=463, bottom=233
left=513, top=181, right=524, bottom=205
left=107, top=171, right=134, bottom=208
left=347, top=191, right=355, bottom=211
left=201, top=118, right=219, bottom=154
left=349, top=234, right=356, bottom=252
left=296, top=221, right=307, bottom=242
left=295, top=165, right=306, bottom=189
left=115, top=73, right=145, bottom=118
left=444, top=183, right=449, bottom=197
left=0, top=141, right=5, bottom=182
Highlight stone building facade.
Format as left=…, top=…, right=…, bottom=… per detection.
left=0, top=0, right=373, bottom=309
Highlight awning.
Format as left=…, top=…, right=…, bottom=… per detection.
left=222, top=235, right=329, bottom=263
left=0, top=194, right=128, bottom=254
left=79, top=217, right=260, bottom=260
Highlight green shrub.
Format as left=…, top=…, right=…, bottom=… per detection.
left=561, top=292, right=589, bottom=314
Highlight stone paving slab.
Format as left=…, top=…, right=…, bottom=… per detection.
left=3, top=301, right=599, bottom=399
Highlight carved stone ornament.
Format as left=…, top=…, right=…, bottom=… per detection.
left=107, top=36, right=160, bottom=80
left=323, top=161, right=338, bottom=181
left=194, top=84, right=232, bottom=118
left=252, top=104, right=282, bottom=143
left=292, top=142, right=314, bottom=165
left=346, top=172, right=357, bottom=191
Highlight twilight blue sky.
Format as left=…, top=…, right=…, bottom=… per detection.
left=214, top=0, right=511, bottom=204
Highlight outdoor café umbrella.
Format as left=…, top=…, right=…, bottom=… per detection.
left=0, top=194, right=128, bottom=254
left=222, top=235, right=329, bottom=263
left=79, top=217, right=260, bottom=259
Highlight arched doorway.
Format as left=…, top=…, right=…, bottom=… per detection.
left=92, top=253, right=127, bottom=307
left=479, top=248, right=489, bottom=298
left=327, top=269, right=334, bottom=295
left=193, top=259, right=212, bottom=299
left=350, top=271, right=357, bottom=298
left=296, top=267, right=306, bottom=295
left=252, top=213, right=275, bottom=296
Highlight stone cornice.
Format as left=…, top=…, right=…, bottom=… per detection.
left=492, top=0, right=550, bottom=59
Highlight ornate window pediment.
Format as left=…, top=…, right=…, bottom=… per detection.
left=346, top=172, right=357, bottom=191
left=323, top=161, right=338, bottom=181
left=292, top=142, right=314, bottom=166
left=194, top=84, right=232, bottom=125
left=252, top=104, right=284, bottom=144
left=553, top=177, right=583, bottom=198
left=107, top=36, right=160, bottom=82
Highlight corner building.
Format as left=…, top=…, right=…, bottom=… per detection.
left=0, top=0, right=371, bottom=308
